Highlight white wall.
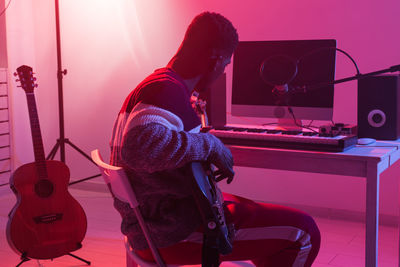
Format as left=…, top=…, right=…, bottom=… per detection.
left=6, top=0, right=400, bottom=216
left=0, top=0, right=7, bottom=68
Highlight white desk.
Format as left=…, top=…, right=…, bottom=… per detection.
left=227, top=140, right=400, bottom=267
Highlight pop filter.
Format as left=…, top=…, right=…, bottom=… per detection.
left=259, top=55, right=298, bottom=94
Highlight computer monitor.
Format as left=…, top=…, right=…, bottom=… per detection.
left=231, top=39, right=337, bottom=122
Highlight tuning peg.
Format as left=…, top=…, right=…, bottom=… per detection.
left=15, top=79, right=20, bottom=82
left=34, top=84, right=38, bottom=88
left=33, top=77, right=37, bottom=81
left=13, top=72, right=17, bottom=77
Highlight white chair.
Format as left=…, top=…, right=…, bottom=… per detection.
left=91, top=149, right=250, bottom=267
left=91, top=149, right=168, bottom=267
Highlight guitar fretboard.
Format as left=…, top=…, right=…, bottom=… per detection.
left=26, top=93, right=47, bottom=179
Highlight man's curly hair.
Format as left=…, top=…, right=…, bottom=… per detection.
left=180, top=12, right=239, bottom=57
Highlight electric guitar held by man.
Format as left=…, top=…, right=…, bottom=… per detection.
left=6, top=65, right=87, bottom=260
left=190, top=91, right=234, bottom=264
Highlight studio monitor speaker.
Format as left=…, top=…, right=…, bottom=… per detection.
left=357, top=75, right=400, bottom=140
left=200, top=73, right=227, bottom=127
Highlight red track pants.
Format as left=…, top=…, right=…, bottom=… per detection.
left=136, top=193, right=321, bottom=267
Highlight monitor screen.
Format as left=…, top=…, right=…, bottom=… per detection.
left=231, top=39, right=337, bottom=121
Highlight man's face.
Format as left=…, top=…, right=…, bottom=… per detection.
left=196, top=55, right=232, bottom=92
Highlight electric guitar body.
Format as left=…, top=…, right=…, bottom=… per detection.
left=190, top=161, right=233, bottom=255
left=6, top=65, right=87, bottom=260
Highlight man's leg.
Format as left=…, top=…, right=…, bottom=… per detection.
left=136, top=193, right=320, bottom=267
left=220, top=193, right=321, bottom=267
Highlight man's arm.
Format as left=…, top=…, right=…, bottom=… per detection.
left=121, top=122, right=233, bottom=177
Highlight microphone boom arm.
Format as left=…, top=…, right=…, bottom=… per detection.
left=306, top=64, right=400, bottom=92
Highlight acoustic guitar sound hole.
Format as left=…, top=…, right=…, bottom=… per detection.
left=34, top=179, right=54, bottom=198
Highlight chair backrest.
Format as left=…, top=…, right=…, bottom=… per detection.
left=91, top=149, right=167, bottom=267
left=91, top=149, right=139, bottom=209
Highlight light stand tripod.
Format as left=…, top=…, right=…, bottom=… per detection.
left=39, top=3, right=94, bottom=264
left=46, top=0, right=100, bottom=186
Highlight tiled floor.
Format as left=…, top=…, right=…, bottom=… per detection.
left=0, top=182, right=398, bottom=267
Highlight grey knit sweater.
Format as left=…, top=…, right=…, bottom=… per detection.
left=110, top=69, right=228, bottom=250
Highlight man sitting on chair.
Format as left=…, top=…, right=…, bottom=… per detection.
left=110, top=11, right=321, bottom=267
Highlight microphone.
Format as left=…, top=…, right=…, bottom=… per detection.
left=259, top=55, right=298, bottom=95
left=273, top=84, right=289, bottom=94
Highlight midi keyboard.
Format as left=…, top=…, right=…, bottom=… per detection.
left=206, top=126, right=358, bottom=152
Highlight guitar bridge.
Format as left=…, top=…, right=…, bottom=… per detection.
left=34, top=213, right=63, bottom=224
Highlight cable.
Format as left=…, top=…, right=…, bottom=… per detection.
left=336, top=48, right=361, bottom=75
left=262, top=122, right=279, bottom=126
left=355, top=145, right=399, bottom=149
left=297, top=46, right=360, bottom=76
left=283, top=46, right=359, bottom=132
left=306, top=120, right=315, bottom=128
left=0, top=0, right=12, bottom=17
left=287, top=107, right=319, bottom=133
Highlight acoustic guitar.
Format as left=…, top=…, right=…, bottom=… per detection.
left=190, top=92, right=234, bottom=257
left=6, top=65, right=87, bottom=260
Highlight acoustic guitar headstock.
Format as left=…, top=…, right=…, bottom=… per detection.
left=14, top=65, right=38, bottom=93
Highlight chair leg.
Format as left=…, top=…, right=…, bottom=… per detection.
left=126, top=250, right=138, bottom=267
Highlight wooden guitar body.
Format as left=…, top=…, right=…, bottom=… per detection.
left=7, top=160, right=87, bottom=259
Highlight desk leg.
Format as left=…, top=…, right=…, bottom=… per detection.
left=366, top=162, right=379, bottom=267
left=398, top=175, right=400, bottom=267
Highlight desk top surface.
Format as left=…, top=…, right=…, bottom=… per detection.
left=230, top=139, right=400, bottom=158
left=228, top=139, right=400, bottom=176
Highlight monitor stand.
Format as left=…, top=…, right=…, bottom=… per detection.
left=276, top=118, right=303, bottom=131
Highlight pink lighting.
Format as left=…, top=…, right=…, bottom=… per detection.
left=2, top=1, right=400, bottom=265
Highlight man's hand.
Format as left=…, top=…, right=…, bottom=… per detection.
left=209, top=144, right=235, bottom=184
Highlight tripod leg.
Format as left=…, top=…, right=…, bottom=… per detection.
left=64, top=139, right=97, bottom=165
left=69, top=174, right=101, bottom=186
left=46, top=141, right=60, bottom=160
left=16, top=253, right=30, bottom=267
left=60, top=138, right=101, bottom=185
left=67, top=253, right=91, bottom=265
